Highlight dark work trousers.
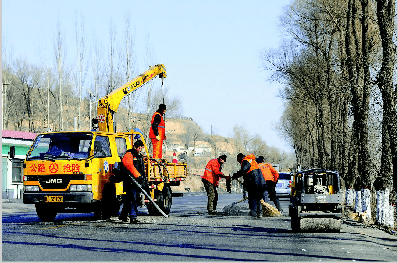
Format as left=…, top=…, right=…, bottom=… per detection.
left=265, top=181, right=281, bottom=211
left=120, top=181, right=139, bottom=220
left=202, top=178, right=218, bottom=212
left=246, top=171, right=266, bottom=217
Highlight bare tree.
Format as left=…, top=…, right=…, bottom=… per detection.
left=122, top=13, right=137, bottom=132
left=374, top=0, right=397, bottom=195
left=262, top=0, right=385, bottom=192
left=105, top=20, right=123, bottom=96
left=231, top=125, right=251, bottom=154
left=181, top=121, right=203, bottom=151
left=74, top=13, right=87, bottom=129
left=90, top=30, right=103, bottom=127
left=54, top=21, right=67, bottom=131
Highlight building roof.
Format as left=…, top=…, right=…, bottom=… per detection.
left=2, top=130, right=37, bottom=140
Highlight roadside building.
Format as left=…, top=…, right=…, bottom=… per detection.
left=2, top=130, right=37, bottom=199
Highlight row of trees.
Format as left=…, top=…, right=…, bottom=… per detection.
left=2, top=14, right=182, bottom=135
left=2, top=56, right=295, bottom=174
left=262, top=0, right=396, bottom=196
left=2, top=13, right=295, bottom=174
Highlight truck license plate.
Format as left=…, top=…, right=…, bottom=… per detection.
left=45, top=196, right=63, bottom=202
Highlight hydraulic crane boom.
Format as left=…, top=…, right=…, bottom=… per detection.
left=96, top=64, right=167, bottom=133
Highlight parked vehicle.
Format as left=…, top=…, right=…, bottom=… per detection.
left=275, top=172, right=292, bottom=196
left=289, top=169, right=343, bottom=232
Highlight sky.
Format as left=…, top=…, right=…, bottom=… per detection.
left=2, top=0, right=293, bottom=153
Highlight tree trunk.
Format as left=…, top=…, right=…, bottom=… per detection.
left=375, top=0, right=397, bottom=195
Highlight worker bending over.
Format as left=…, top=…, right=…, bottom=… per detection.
left=257, top=156, right=282, bottom=212
left=201, top=155, right=230, bottom=215
left=232, top=153, right=266, bottom=218
left=149, top=104, right=166, bottom=159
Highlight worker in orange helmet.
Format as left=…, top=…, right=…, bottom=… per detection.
left=256, top=156, right=282, bottom=212
left=201, top=155, right=230, bottom=215
left=149, top=104, right=166, bottom=159
left=232, top=153, right=266, bottom=218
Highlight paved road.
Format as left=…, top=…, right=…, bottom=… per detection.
left=2, top=193, right=397, bottom=261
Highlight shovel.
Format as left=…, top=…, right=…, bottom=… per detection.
left=129, top=175, right=169, bottom=218
left=230, top=197, right=248, bottom=206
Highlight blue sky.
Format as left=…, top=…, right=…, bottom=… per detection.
left=2, top=0, right=293, bottom=152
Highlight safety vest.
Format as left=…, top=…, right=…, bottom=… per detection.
left=242, top=154, right=260, bottom=173
left=122, top=151, right=142, bottom=178
left=149, top=112, right=165, bottom=139
left=258, top=163, right=279, bottom=182
left=201, top=159, right=223, bottom=186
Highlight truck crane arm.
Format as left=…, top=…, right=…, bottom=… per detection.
left=96, top=64, right=167, bottom=133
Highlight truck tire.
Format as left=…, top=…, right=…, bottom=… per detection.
left=36, top=204, right=57, bottom=222
left=94, top=199, right=119, bottom=220
left=147, top=187, right=172, bottom=216
left=291, top=216, right=301, bottom=232
left=160, top=186, right=172, bottom=214
left=97, top=182, right=119, bottom=220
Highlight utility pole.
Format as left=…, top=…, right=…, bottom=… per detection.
left=2, top=81, right=11, bottom=130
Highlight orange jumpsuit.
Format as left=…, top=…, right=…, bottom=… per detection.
left=258, top=162, right=281, bottom=211
left=201, top=158, right=225, bottom=213
left=149, top=111, right=165, bottom=159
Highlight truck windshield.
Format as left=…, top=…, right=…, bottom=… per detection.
left=26, top=133, right=93, bottom=160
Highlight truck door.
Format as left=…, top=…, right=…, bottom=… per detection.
left=92, top=135, right=112, bottom=200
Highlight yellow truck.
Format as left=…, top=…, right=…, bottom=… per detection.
left=23, top=65, right=187, bottom=221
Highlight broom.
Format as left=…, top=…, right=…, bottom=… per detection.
left=261, top=199, right=281, bottom=217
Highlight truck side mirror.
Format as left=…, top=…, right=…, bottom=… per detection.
left=9, top=146, right=15, bottom=159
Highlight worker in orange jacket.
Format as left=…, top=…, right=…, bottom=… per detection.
left=232, top=153, right=266, bottom=218
left=149, top=104, right=166, bottom=159
left=257, top=156, right=282, bottom=212
left=201, top=155, right=229, bottom=215
left=119, top=140, right=146, bottom=224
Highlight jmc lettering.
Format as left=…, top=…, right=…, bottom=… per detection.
left=45, top=178, right=62, bottom=184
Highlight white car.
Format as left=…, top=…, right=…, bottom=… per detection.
left=275, top=173, right=292, bottom=196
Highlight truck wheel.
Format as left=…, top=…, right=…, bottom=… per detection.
left=147, top=187, right=172, bottom=216
left=36, top=204, right=57, bottom=222
left=147, top=203, right=156, bottom=215
left=94, top=205, right=103, bottom=220
left=99, top=182, right=119, bottom=219
left=291, top=217, right=301, bottom=232
left=94, top=200, right=118, bottom=220
left=160, top=186, right=172, bottom=215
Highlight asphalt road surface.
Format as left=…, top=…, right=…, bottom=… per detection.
left=2, top=192, right=397, bottom=261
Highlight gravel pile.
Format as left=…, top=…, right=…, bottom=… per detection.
left=222, top=203, right=249, bottom=216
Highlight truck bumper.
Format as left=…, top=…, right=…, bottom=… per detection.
left=23, top=192, right=94, bottom=205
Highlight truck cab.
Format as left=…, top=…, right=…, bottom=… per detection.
left=23, top=131, right=129, bottom=221
left=23, top=131, right=187, bottom=221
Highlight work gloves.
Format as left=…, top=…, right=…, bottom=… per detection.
left=226, top=177, right=232, bottom=193
left=231, top=173, right=239, bottom=180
